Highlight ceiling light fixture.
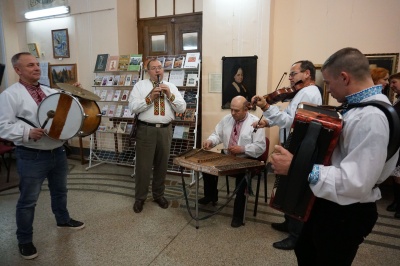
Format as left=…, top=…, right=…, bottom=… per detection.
left=24, top=6, right=70, bottom=20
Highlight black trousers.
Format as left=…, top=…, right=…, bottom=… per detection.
left=295, top=198, right=378, bottom=266
left=202, top=173, right=246, bottom=219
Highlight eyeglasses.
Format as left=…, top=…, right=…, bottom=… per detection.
left=149, top=66, right=163, bottom=71
left=289, top=71, right=302, bottom=77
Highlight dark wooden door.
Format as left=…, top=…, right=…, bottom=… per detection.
left=138, top=14, right=202, bottom=57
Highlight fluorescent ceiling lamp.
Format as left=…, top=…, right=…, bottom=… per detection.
left=24, top=6, right=70, bottom=20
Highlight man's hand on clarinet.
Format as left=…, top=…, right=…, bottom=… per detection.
left=270, top=145, right=293, bottom=175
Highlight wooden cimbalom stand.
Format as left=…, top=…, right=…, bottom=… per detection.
left=174, top=148, right=264, bottom=228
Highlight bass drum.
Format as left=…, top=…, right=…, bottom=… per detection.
left=37, top=92, right=101, bottom=140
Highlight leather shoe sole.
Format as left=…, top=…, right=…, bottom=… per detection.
left=154, top=197, right=169, bottom=209
left=271, top=222, right=289, bottom=233
left=272, top=236, right=297, bottom=250
left=133, top=200, right=144, bottom=213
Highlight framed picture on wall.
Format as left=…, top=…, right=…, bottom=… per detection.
left=27, top=43, right=40, bottom=58
left=51, top=28, right=70, bottom=58
left=365, top=53, right=399, bottom=100
left=49, top=64, right=77, bottom=89
left=221, top=56, right=258, bottom=109
left=314, top=64, right=329, bottom=105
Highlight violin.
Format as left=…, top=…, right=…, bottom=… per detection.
left=259, top=79, right=305, bottom=105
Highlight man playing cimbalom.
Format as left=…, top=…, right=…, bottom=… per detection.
left=128, top=59, right=186, bottom=213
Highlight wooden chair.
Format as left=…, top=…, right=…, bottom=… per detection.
left=225, top=137, right=270, bottom=217
left=0, top=138, right=15, bottom=183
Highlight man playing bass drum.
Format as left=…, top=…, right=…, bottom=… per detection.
left=251, top=60, right=322, bottom=250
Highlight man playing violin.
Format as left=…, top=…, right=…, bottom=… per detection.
left=270, top=47, right=398, bottom=265
left=251, top=60, right=322, bottom=250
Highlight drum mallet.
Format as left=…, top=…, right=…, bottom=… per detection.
left=41, top=110, right=55, bottom=129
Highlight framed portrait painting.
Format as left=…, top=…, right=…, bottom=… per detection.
left=221, top=56, right=258, bottom=109
left=49, top=64, right=77, bottom=89
left=51, top=28, right=70, bottom=58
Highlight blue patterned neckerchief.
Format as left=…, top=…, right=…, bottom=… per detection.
left=340, top=85, right=382, bottom=115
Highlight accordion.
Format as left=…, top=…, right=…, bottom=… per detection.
left=269, top=103, right=343, bottom=222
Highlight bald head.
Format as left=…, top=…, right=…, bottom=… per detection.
left=230, top=96, right=249, bottom=121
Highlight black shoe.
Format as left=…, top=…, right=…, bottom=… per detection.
left=387, top=201, right=397, bottom=212
left=154, top=197, right=169, bottom=209
left=272, top=236, right=297, bottom=250
left=57, top=218, right=85, bottom=229
left=133, top=200, right=145, bottom=213
left=198, top=197, right=218, bottom=206
left=18, top=242, right=38, bottom=260
left=271, top=222, right=288, bottom=233
left=231, top=217, right=244, bottom=228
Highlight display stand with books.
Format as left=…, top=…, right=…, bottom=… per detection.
left=87, top=54, right=142, bottom=170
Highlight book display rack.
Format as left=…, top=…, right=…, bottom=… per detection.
left=87, top=53, right=201, bottom=179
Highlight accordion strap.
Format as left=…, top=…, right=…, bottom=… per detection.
left=284, top=121, right=322, bottom=213
left=336, top=101, right=400, bottom=161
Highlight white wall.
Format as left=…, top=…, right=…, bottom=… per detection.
left=2, top=0, right=400, bottom=151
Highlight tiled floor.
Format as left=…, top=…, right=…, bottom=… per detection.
left=0, top=159, right=399, bottom=265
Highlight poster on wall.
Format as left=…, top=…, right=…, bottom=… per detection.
left=221, top=56, right=258, bottom=109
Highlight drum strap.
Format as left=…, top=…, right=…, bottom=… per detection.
left=16, top=116, right=38, bottom=128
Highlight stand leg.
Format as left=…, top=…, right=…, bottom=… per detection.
left=195, top=171, right=199, bottom=229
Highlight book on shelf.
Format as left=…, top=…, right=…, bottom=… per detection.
left=118, top=55, right=130, bottom=71
left=169, top=70, right=185, bottom=86
left=101, top=76, right=108, bottom=86
left=107, top=105, right=116, bottom=117
left=113, top=90, right=121, bottom=101
left=106, top=55, right=119, bottom=71
left=162, top=72, right=170, bottom=82
left=117, top=122, right=128, bottom=133
left=118, top=74, right=126, bottom=86
left=126, top=124, right=133, bottom=134
left=94, top=75, right=103, bottom=86
left=186, top=74, right=198, bottom=86
left=184, top=108, right=196, bottom=121
left=183, top=90, right=197, bottom=105
left=101, top=105, right=109, bottom=116
left=121, top=90, right=130, bottom=101
left=173, top=125, right=189, bottom=139
left=124, top=74, right=132, bottom=86
left=182, top=126, right=190, bottom=139
left=100, top=89, right=108, bottom=101
left=94, top=54, right=109, bottom=72
left=105, top=121, right=117, bottom=132
left=174, top=55, right=185, bottom=68
left=132, top=74, right=140, bottom=85
left=106, top=90, right=114, bottom=101
left=115, top=104, right=124, bottom=117
left=157, top=56, right=166, bottom=67
left=184, top=52, right=200, bottom=68
left=164, top=56, right=175, bottom=69
left=106, top=75, right=114, bottom=86
left=128, top=54, right=142, bottom=71
left=122, top=105, right=134, bottom=117
left=113, top=75, right=120, bottom=86
left=97, top=125, right=106, bottom=132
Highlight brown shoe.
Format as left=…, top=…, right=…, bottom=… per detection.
left=133, top=200, right=144, bottom=213
left=154, top=197, right=169, bottom=209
